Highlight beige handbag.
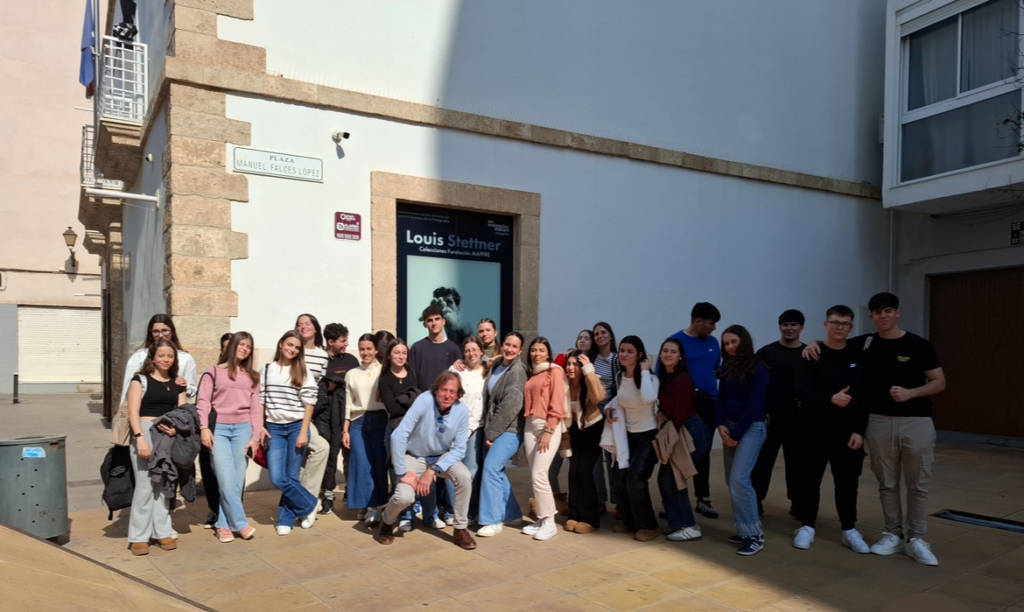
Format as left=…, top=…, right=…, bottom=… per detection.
left=110, top=375, right=147, bottom=446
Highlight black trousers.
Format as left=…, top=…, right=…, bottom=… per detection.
left=794, top=432, right=865, bottom=530
left=613, top=429, right=659, bottom=532
left=198, top=446, right=219, bottom=514
left=751, top=411, right=799, bottom=504
left=567, top=423, right=604, bottom=528
left=692, top=394, right=716, bottom=499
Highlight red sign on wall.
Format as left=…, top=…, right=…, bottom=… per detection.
left=335, top=212, right=361, bottom=241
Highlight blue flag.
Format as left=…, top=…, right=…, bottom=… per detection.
left=79, top=0, right=95, bottom=97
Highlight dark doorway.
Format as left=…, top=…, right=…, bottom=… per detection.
left=929, top=265, right=1024, bottom=437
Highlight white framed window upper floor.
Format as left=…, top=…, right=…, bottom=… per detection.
left=897, top=0, right=1024, bottom=183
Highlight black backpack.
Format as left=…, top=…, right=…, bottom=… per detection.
left=100, top=445, right=135, bottom=520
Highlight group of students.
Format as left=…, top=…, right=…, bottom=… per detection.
left=116, top=291, right=945, bottom=565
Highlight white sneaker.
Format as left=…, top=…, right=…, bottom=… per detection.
left=793, top=525, right=815, bottom=550
left=841, top=528, right=870, bottom=554
left=870, top=531, right=904, bottom=556
left=276, top=525, right=292, bottom=536
left=429, top=517, right=446, bottom=529
left=533, top=518, right=558, bottom=541
left=476, top=524, right=503, bottom=537
left=398, top=519, right=413, bottom=532
left=667, top=526, right=702, bottom=542
left=300, top=508, right=317, bottom=529
left=444, top=514, right=455, bottom=526
left=905, top=537, right=939, bottom=566
left=364, top=508, right=381, bottom=527
left=522, top=521, right=542, bottom=536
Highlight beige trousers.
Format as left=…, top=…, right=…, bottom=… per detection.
left=865, top=414, right=935, bottom=540
left=382, top=456, right=472, bottom=529
left=300, top=425, right=330, bottom=499
left=523, top=417, right=562, bottom=520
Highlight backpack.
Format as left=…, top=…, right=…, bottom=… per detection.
left=100, top=444, right=135, bottom=520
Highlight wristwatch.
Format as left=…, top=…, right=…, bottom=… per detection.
left=132, top=432, right=143, bottom=438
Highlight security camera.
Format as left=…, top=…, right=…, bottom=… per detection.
left=331, top=131, right=351, bottom=143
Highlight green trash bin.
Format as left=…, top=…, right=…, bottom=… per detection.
left=0, top=435, right=69, bottom=540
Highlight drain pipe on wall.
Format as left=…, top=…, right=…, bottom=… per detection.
left=887, top=208, right=894, bottom=292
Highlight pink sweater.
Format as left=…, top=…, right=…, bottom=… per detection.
left=523, top=362, right=566, bottom=431
left=197, top=366, right=263, bottom=441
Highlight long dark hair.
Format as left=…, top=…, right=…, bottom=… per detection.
left=373, top=330, right=396, bottom=363
left=221, top=331, right=259, bottom=387
left=589, top=321, right=616, bottom=361
left=143, top=314, right=185, bottom=352
left=273, top=330, right=308, bottom=387
left=565, top=349, right=589, bottom=406
left=656, top=337, right=688, bottom=389
left=616, top=335, right=647, bottom=389
left=488, top=331, right=524, bottom=373
left=294, top=313, right=324, bottom=349
left=140, top=339, right=180, bottom=380
left=718, top=324, right=759, bottom=383
left=526, top=336, right=554, bottom=375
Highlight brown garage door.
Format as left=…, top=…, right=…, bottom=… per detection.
left=929, top=266, right=1024, bottom=437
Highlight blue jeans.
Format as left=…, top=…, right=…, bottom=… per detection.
left=266, top=421, right=318, bottom=527
left=211, top=422, right=252, bottom=531
left=723, top=421, right=767, bottom=537
left=478, top=431, right=523, bottom=525
left=346, top=411, right=389, bottom=510
left=658, top=415, right=712, bottom=530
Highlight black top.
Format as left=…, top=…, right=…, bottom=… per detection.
left=410, top=338, right=461, bottom=389
left=315, top=353, right=360, bottom=418
left=756, top=341, right=805, bottom=424
left=849, top=332, right=941, bottom=418
left=378, top=367, right=422, bottom=419
left=133, top=373, right=185, bottom=418
left=797, top=344, right=866, bottom=436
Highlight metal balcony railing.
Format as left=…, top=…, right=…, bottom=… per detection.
left=81, top=124, right=96, bottom=186
left=96, top=36, right=148, bottom=124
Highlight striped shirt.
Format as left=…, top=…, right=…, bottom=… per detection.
left=304, top=347, right=329, bottom=383
left=592, top=353, right=619, bottom=410
left=261, top=362, right=317, bottom=424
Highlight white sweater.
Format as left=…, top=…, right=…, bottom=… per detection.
left=260, top=362, right=317, bottom=424
left=613, top=371, right=660, bottom=433
left=452, top=365, right=486, bottom=431
left=345, top=360, right=385, bottom=421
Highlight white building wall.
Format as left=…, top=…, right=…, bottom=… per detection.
left=894, top=207, right=1024, bottom=335
left=219, top=0, right=887, bottom=186
left=227, top=96, right=891, bottom=353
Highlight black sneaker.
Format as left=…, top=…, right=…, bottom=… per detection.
left=696, top=498, right=719, bottom=519
left=728, top=534, right=744, bottom=546
left=202, top=512, right=217, bottom=529
left=318, top=498, right=334, bottom=515
left=737, top=535, right=765, bottom=556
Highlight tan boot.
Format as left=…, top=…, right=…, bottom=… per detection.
left=573, top=522, right=596, bottom=534
left=129, top=542, right=149, bottom=556
left=156, top=538, right=177, bottom=551
left=635, top=529, right=660, bottom=542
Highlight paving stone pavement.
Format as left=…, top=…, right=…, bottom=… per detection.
left=2, top=394, right=1023, bottom=611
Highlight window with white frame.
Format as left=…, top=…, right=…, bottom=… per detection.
left=900, top=0, right=1023, bottom=181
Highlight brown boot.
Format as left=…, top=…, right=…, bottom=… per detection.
left=565, top=519, right=578, bottom=532
left=554, top=492, right=569, bottom=515
left=156, top=538, right=177, bottom=551
left=634, top=529, right=660, bottom=542
left=374, top=522, right=395, bottom=545
left=129, top=542, right=149, bottom=556
left=573, top=522, right=596, bottom=534
left=453, top=528, right=477, bottom=550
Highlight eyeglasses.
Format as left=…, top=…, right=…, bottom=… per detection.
left=825, top=320, right=853, bottom=329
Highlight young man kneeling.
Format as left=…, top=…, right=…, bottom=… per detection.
left=375, top=372, right=476, bottom=550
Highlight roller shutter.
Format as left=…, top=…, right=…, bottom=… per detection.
left=17, top=307, right=101, bottom=383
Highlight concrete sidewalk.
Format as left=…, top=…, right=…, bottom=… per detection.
left=2, top=393, right=1023, bottom=610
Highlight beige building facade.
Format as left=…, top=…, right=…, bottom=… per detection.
left=1, top=1, right=105, bottom=393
